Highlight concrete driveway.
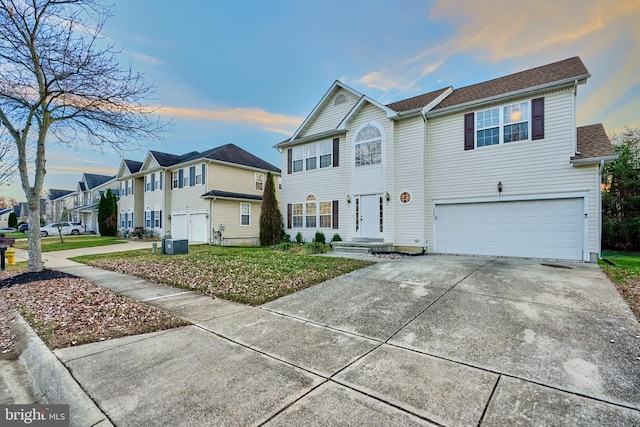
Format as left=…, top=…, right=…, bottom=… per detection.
left=51, top=255, right=640, bottom=426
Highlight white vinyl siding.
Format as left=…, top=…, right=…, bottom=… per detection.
left=426, top=88, right=598, bottom=260
left=393, top=115, right=425, bottom=248
left=300, top=89, right=358, bottom=138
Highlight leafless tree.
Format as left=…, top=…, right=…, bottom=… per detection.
left=0, top=0, right=167, bottom=271
left=0, top=128, right=16, bottom=185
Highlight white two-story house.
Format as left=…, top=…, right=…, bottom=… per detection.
left=116, top=143, right=281, bottom=245
left=74, top=173, right=119, bottom=233
left=276, top=57, right=616, bottom=262
left=44, top=189, right=76, bottom=223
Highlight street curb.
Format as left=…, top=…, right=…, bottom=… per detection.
left=14, top=314, right=114, bottom=427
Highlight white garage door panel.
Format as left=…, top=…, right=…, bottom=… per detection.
left=189, top=213, right=207, bottom=243
left=435, top=198, right=583, bottom=260
left=172, top=214, right=188, bottom=240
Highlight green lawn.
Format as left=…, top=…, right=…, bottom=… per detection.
left=600, top=251, right=640, bottom=321
left=1, top=231, right=26, bottom=239
left=71, top=245, right=374, bottom=305
left=13, top=235, right=125, bottom=252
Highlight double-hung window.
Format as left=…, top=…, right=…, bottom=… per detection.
left=292, top=147, right=303, bottom=172
left=319, top=201, right=332, bottom=227
left=319, top=141, right=332, bottom=168
left=292, top=203, right=303, bottom=228
left=305, top=144, right=317, bottom=170
left=305, top=195, right=316, bottom=228
left=255, top=173, right=264, bottom=191
left=240, top=203, right=250, bottom=226
left=145, top=211, right=151, bottom=228
left=172, top=171, right=179, bottom=189
left=154, top=210, right=160, bottom=228
left=475, top=102, right=530, bottom=147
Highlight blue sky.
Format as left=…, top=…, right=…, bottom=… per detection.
left=3, top=0, right=639, bottom=201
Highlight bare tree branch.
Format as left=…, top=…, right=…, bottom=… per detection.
left=0, top=0, right=169, bottom=271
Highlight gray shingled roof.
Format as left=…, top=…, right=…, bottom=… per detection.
left=185, top=143, right=280, bottom=173
left=150, top=150, right=200, bottom=167
left=386, top=87, right=452, bottom=113
left=78, top=182, right=86, bottom=192
left=48, top=189, right=74, bottom=201
left=431, top=57, right=589, bottom=111
left=84, top=173, right=115, bottom=189
left=124, top=159, right=143, bottom=173
left=573, top=124, right=616, bottom=161
left=201, top=189, right=263, bottom=201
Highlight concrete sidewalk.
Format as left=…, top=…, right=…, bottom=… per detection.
left=46, top=254, right=640, bottom=426
left=7, top=243, right=640, bottom=425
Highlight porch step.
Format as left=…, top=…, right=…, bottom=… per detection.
left=332, top=241, right=393, bottom=254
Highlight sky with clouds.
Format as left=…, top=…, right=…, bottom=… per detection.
left=2, top=0, right=639, bottom=201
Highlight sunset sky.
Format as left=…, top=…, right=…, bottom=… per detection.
left=3, top=0, right=639, bottom=201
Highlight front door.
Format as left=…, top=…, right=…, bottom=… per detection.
left=357, top=194, right=382, bottom=240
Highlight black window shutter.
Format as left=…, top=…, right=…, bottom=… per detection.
left=532, top=97, right=544, bottom=140
left=333, top=138, right=339, bottom=167
left=178, top=169, right=184, bottom=188
left=151, top=173, right=155, bottom=191
left=159, top=210, right=162, bottom=228
left=202, top=164, right=206, bottom=184
left=144, top=176, right=147, bottom=192
left=287, top=149, right=292, bottom=174
left=151, top=210, right=155, bottom=227
left=159, top=172, right=162, bottom=190
left=189, top=166, right=195, bottom=186
left=332, top=200, right=338, bottom=229
left=287, top=203, right=292, bottom=229
left=464, top=112, right=475, bottom=150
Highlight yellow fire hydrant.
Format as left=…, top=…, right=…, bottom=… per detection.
left=5, top=247, right=15, bottom=266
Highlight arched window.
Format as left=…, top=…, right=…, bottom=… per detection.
left=305, top=194, right=317, bottom=228
left=334, top=93, right=347, bottom=105
left=355, top=124, right=383, bottom=167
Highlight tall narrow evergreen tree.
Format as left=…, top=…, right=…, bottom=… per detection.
left=98, top=188, right=118, bottom=236
left=259, top=172, right=284, bottom=246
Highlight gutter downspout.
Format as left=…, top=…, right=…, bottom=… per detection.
left=573, top=80, right=579, bottom=156
left=421, top=107, right=428, bottom=252
left=598, top=160, right=605, bottom=260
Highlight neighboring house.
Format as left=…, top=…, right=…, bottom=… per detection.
left=275, top=57, right=616, bottom=262
left=0, top=207, right=12, bottom=228
left=11, top=200, right=45, bottom=224
left=116, top=143, right=281, bottom=245
left=73, top=173, right=119, bottom=233
left=44, top=189, right=75, bottom=222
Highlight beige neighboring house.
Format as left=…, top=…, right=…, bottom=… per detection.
left=276, top=57, right=616, bottom=262
left=116, top=143, right=281, bottom=245
left=44, top=189, right=76, bottom=223
left=73, top=173, right=118, bottom=233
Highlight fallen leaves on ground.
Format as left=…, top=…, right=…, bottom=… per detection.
left=83, top=248, right=373, bottom=306
left=0, top=270, right=188, bottom=353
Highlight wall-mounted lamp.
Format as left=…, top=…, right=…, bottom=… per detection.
left=385, top=192, right=390, bottom=202
left=346, top=194, right=351, bottom=203
left=498, top=181, right=503, bottom=193
left=168, top=214, right=171, bottom=220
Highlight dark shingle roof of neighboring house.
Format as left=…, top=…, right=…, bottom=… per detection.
left=430, top=57, right=590, bottom=112
left=78, top=182, right=86, bottom=192
left=186, top=143, right=280, bottom=173
left=386, top=87, right=452, bottom=113
left=201, top=189, right=263, bottom=201
left=124, top=159, right=143, bottom=173
left=84, top=173, right=115, bottom=189
left=149, top=150, right=199, bottom=167
left=0, top=208, right=12, bottom=216
left=572, top=124, right=617, bottom=162
left=48, top=189, right=74, bottom=201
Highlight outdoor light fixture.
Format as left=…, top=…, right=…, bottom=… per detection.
left=385, top=192, right=390, bottom=202
left=498, top=181, right=503, bottom=193
left=346, top=194, right=351, bottom=203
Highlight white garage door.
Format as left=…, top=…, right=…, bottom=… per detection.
left=189, top=213, right=208, bottom=243
left=171, top=214, right=188, bottom=240
left=435, top=198, right=584, bottom=260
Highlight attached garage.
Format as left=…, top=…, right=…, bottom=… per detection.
left=434, top=197, right=585, bottom=260
left=170, top=212, right=208, bottom=243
